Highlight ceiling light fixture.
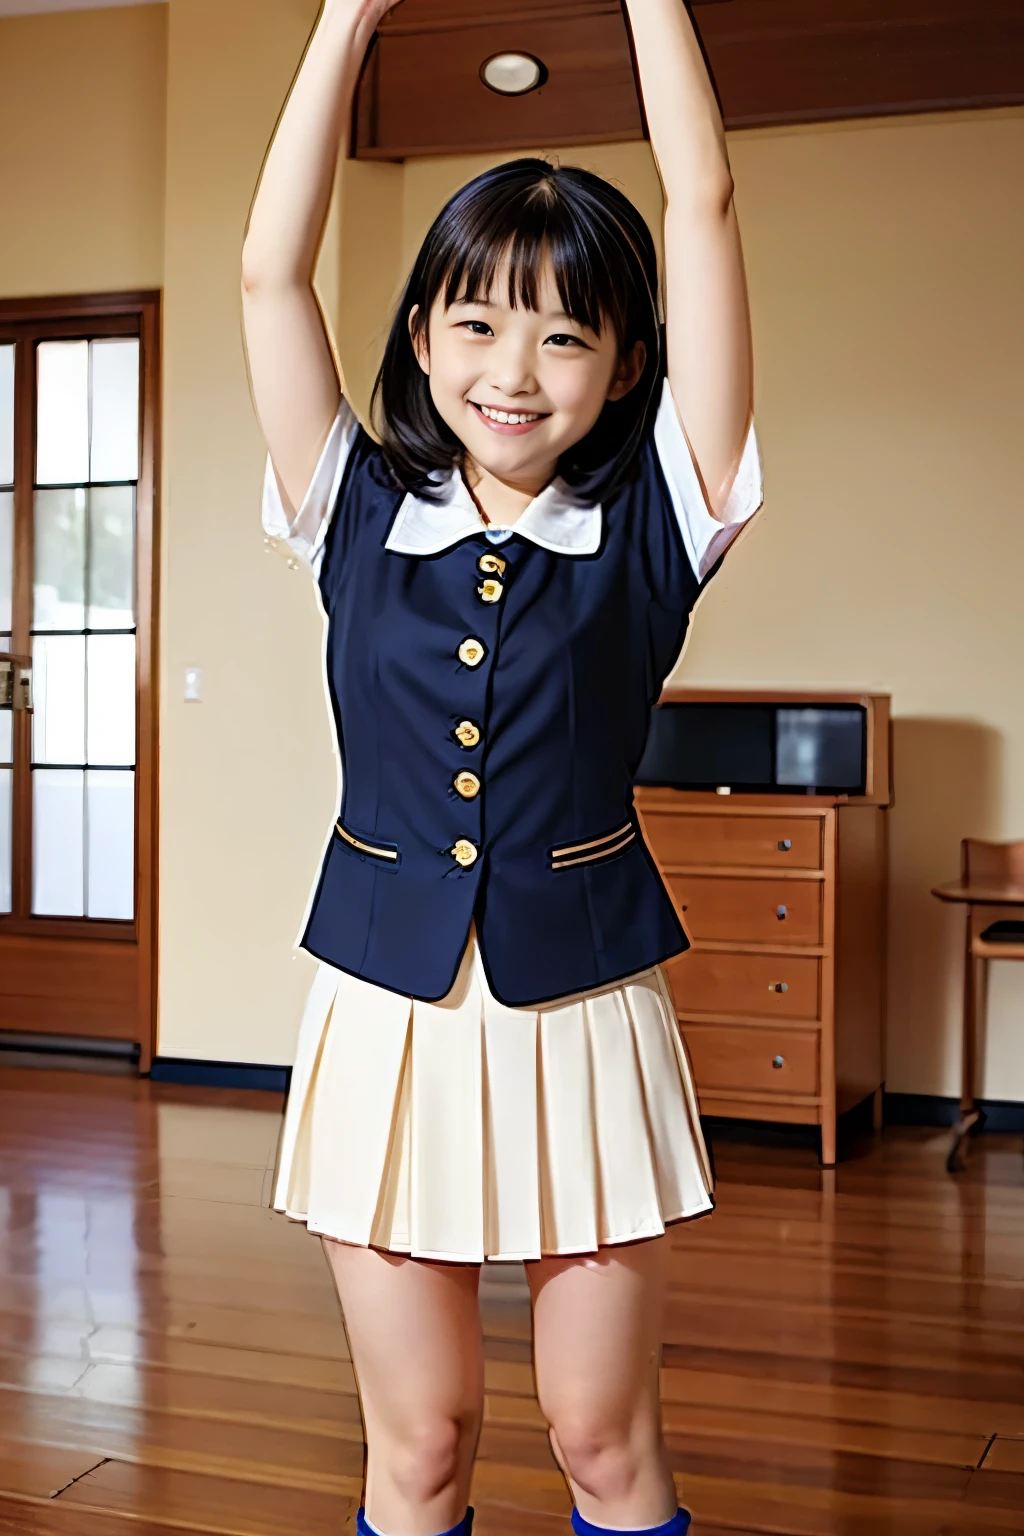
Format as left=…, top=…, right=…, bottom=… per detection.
left=480, top=52, right=547, bottom=97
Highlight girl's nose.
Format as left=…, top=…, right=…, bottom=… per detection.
left=490, top=341, right=536, bottom=397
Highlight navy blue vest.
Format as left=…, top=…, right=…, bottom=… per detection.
left=301, top=424, right=717, bottom=1006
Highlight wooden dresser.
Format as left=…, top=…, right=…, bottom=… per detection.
left=635, top=690, right=891, bottom=1165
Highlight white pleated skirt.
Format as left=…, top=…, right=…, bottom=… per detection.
left=271, top=929, right=714, bottom=1264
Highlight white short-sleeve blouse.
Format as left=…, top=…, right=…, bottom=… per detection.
left=262, top=377, right=764, bottom=580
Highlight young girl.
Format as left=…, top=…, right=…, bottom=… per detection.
left=242, top=3, right=762, bottom=1534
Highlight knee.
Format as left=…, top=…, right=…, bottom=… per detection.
left=389, top=1415, right=470, bottom=1506
left=548, top=1413, right=644, bottom=1503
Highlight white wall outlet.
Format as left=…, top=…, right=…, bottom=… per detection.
left=184, top=667, right=203, bottom=702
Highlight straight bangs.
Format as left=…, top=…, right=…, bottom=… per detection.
left=373, top=159, right=664, bottom=503
left=441, top=191, right=616, bottom=342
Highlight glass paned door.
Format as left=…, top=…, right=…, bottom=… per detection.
left=0, top=293, right=158, bottom=1073
left=0, top=344, right=13, bottom=915
left=31, top=339, right=140, bottom=920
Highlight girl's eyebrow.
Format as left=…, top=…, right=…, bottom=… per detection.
left=450, top=297, right=583, bottom=325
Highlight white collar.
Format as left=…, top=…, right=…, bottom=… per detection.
left=384, top=469, right=601, bottom=557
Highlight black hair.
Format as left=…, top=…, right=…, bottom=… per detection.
left=371, top=157, right=663, bottom=503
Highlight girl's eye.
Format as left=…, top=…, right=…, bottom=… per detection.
left=460, top=321, right=493, bottom=336
left=546, top=334, right=586, bottom=349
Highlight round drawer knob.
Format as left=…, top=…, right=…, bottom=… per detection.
left=776, top=905, right=788, bottom=920
left=777, top=838, right=792, bottom=851
left=769, top=982, right=789, bottom=994
left=772, top=1055, right=785, bottom=1070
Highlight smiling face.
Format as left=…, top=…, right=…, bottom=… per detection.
left=409, top=254, right=645, bottom=498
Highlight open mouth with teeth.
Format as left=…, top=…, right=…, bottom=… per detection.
left=470, top=401, right=551, bottom=433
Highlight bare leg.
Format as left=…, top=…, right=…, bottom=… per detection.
left=323, top=1238, right=483, bottom=1536
left=527, top=1235, right=678, bottom=1530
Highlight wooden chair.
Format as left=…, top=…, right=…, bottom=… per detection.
left=932, top=840, right=1024, bottom=1171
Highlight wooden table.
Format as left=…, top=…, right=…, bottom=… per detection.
left=931, top=875, right=1024, bottom=1171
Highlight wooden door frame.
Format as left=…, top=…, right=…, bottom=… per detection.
left=0, top=291, right=161, bottom=1073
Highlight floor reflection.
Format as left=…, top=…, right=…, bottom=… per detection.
left=0, top=1059, right=1022, bottom=1532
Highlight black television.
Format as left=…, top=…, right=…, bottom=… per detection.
left=634, top=701, right=868, bottom=796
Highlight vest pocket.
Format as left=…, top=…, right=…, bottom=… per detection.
left=335, top=821, right=401, bottom=868
left=549, top=822, right=636, bottom=872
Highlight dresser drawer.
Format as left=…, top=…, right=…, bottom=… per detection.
left=664, top=950, right=821, bottom=1020
left=642, top=812, right=824, bottom=871
left=682, top=1024, right=819, bottom=1096
left=668, top=875, right=823, bottom=945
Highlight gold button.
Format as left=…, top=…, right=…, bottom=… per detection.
left=451, top=839, right=479, bottom=868
left=454, top=720, right=481, bottom=749
left=478, top=578, right=504, bottom=604
left=458, top=638, right=486, bottom=667
left=454, top=771, right=481, bottom=800
left=478, top=553, right=507, bottom=576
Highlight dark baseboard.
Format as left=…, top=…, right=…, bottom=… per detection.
left=148, top=1058, right=292, bottom=1093
left=703, top=1089, right=1024, bottom=1159
left=143, top=1064, right=1024, bottom=1130
left=0, top=1030, right=138, bottom=1059
left=702, top=1092, right=875, bottom=1158
left=884, top=1092, right=1024, bottom=1134
left=701, top=1116, right=820, bottom=1150
left=0, top=1036, right=290, bottom=1092
left=883, top=1092, right=961, bottom=1128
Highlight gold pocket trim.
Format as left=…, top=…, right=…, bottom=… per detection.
left=336, top=823, right=399, bottom=862
left=551, top=829, right=636, bottom=870
left=551, top=822, right=633, bottom=860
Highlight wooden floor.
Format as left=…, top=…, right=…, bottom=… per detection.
left=0, top=1062, right=1023, bottom=1536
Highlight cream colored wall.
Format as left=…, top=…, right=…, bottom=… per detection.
left=158, top=0, right=326, bottom=1063
left=0, top=4, right=167, bottom=295
left=157, top=0, right=402, bottom=1065
left=1, top=2, right=1020, bottom=1096
left=390, top=116, right=1024, bottom=1100
left=705, top=110, right=1024, bottom=1101
left=334, top=158, right=405, bottom=416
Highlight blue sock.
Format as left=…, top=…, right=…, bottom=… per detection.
left=356, top=1506, right=474, bottom=1536
left=571, top=1507, right=691, bottom=1536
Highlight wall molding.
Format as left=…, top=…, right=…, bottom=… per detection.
left=883, top=1092, right=1024, bottom=1135
left=0, top=1030, right=137, bottom=1058
left=7, top=1042, right=1023, bottom=1129
left=148, top=1057, right=291, bottom=1093
left=703, top=1090, right=1024, bottom=1149
left=147, top=1067, right=1024, bottom=1136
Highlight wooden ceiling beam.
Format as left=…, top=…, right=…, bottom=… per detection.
left=353, top=0, right=1024, bottom=160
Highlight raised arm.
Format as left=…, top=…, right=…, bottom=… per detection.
left=241, top=0, right=397, bottom=516
left=623, top=0, right=753, bottom=520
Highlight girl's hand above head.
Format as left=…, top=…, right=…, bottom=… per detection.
left=242, top=0, right=401, bottom=517
left=623, top=0, right=754, bottom=523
